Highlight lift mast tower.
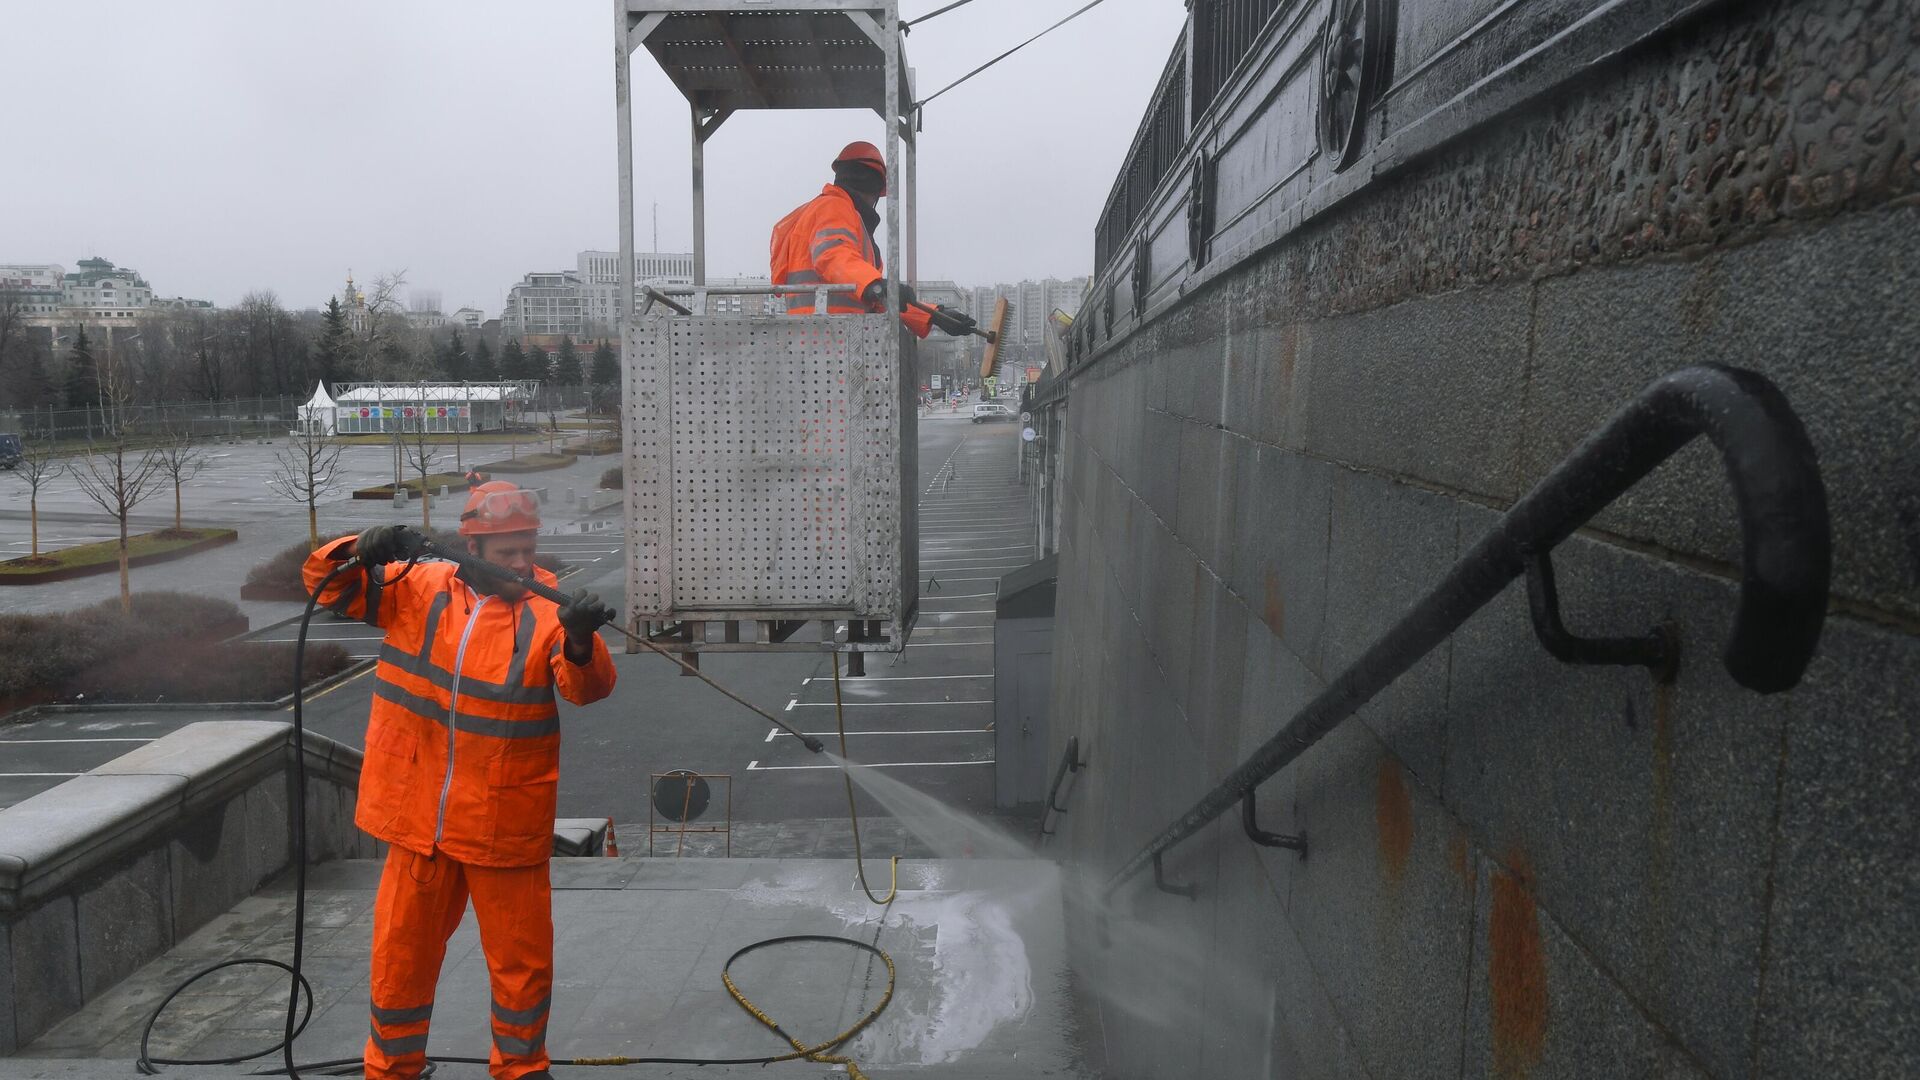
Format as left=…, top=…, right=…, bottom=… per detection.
left=614, top=2, right=920, bottom=673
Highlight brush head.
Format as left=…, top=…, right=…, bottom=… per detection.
left=978, top=296, right=1009, bottom=380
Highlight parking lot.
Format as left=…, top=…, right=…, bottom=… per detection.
left=0, top=416, right=1037, bottom=841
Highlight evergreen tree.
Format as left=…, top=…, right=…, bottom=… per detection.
left=443, top=329, right=469, bottom=381
left=498, top=338, right=528, bottom=381
left=590, top=341, right=618, bottom=389
left=64, top=326, right=100, bottom=408
left=553, top=335, right=582, bottom=386
left=470, top=338, right=497, bottom=380
left=12, top=342, right=55, bottom=409
left=314, top=297, right=353, bottom=388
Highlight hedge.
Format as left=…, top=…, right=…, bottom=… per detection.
left=599, top=466, right=623, bottom=490
left=0, top=592, right=347, bottom=706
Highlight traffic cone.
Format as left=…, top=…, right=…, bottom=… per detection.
left=604, top=818, right=619, bottom=857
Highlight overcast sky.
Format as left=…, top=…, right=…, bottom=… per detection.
left=1, top=1, right=1185, bottom=314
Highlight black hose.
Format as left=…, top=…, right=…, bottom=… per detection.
left=138, top=554, right=402, bottom=1076
left=138, top=545, right=896, bottom=1076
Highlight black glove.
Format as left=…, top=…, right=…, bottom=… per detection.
left=929, top=305, right=976, bottom=337
left=557, top=589, right=615, bottom=643
left=354, top=524, right=423, bottom=566
left=861, top=280, right=917, bottom=312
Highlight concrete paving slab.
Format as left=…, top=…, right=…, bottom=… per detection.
left=12, top=857, right=1090, bottom=1079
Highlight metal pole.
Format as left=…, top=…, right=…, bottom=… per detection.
left=905, top=72, right=918, bottom=286
left=691, top=103, right=707, bottom=286
left=616, top=0, right=637, bottom=344
left=882, top=1, right=901, bottom=317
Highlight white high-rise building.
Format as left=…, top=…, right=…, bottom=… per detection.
left=577, top=250, right=695, bottom=334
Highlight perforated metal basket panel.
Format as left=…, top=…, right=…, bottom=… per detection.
left=624, top=313, right=909, bottom=628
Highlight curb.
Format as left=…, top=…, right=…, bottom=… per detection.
left=0, top=530, right=239, bottom=586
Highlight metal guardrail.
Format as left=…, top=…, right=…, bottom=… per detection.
left=1105, top=364, right=1832, bottom=899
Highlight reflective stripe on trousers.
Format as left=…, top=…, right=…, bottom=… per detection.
left=366, top=848, right=554, bottom=1080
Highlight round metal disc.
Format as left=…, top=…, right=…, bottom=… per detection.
left=652, top=770, right=711, bottom=822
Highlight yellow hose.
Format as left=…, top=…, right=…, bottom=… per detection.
left=833, top=650, right=901, bottom=905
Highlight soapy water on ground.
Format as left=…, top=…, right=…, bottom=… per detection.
left=819, top=751, right=1279, bottom=1061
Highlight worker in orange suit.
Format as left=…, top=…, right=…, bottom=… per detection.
left=302, top=481, right=618, bottom=1080
left=770, top=140, right=978, bottom=338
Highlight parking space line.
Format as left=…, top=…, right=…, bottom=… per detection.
left=789, top=699, right=991, bottom=707
left=746, top=759, right=991, bottom=771
left=803, top=674, right=990, bottom=683
left=0, top=730, right=151, bottom=737
left=772, top=728, right=989, bottom=737
left=905, top=641, right=992, bottom=648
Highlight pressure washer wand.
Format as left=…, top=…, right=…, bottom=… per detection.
left=415, top=537, right=827, bottom=753
left=906, top=298, right=997, bottom=343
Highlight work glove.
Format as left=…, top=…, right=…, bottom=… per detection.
left=354, top=524, right=424, bottom=566
left=558, top=589, right=616, bottom=644
left=929, top=305, right=977, bottom=337
left=861, top=280, right=917, bottom=312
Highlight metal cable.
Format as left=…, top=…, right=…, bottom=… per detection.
left=915, top=0, right=1113, bottom=111
left=903, top=0, right=979, bottom=31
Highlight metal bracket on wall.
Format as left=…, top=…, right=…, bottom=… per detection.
left=1524, top=550, right=1680, bottom=683
left=1152, top=852, right=1197, bottom=900
left=1039, top=736, right=1085, bottom=838
left=1241, top=789, right=1307, bottom=858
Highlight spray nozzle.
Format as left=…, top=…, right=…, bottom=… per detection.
left=802, top=736, right=826, bottom=754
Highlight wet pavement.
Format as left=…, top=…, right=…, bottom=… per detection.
left=9, top=857, right=1092, bottom=1079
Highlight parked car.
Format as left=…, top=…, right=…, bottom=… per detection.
left=0, top=433, right=21, bottom=470
left=971, top=403, right=1016, bottom=424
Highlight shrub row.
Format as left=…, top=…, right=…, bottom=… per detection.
left=599, top=466, right=623, bottom=490
left=0, top=592, right=348, bottom=705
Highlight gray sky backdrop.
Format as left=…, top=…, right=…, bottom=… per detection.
left=0, top=1, right=1185, bottom=314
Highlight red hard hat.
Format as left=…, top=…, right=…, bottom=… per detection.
left=832, top=140, right=888, bottom=192
left=459, top=481, right=541, bottom=536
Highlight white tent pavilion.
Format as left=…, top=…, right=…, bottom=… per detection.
left=295, top=382, right=337, bottom=436
left=330, top=382, right=537, bottom=435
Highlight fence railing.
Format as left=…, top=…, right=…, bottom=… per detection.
left=1092, top=0, right=1291, bottom=278
left=0, top=386, right=604, bottom=445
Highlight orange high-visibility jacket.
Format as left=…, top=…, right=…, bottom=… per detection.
left=303, top=536, right=618, bottom=867
left=770, top=184, right=932, bottom=338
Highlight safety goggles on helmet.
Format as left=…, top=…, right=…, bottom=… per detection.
left=458, top=485, right=541, bottom=536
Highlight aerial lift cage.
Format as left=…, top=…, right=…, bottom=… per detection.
left=615, top=1, right=920, bottom=662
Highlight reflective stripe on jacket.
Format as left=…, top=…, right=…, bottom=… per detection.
left=769, top=184, right=932, bottom=338
left=302, top=536, right=618, bottom=867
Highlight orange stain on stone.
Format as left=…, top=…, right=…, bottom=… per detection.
left=1448, top=829, right=1470, bottom=884
left=1375, top=757, right=1412, bottom=886
left=1489, top=854, right=1549, bottom=1080
left=1263, top=569, right=1285, bottom=636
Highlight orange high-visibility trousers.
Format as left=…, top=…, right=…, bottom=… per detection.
left=366, top=848, right=554, bottom=1080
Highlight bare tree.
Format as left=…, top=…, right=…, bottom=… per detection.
left=12, top=431, right=64, bottom=561
left=268, top=422, right=345, bottom=549
left=150, top=428, right=209, bottom=534
left=356, top=270, right=408, bottom=378
left=71, top=352, right=164, bottom=611
left=401, top=387, right=442, bottom=531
